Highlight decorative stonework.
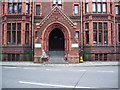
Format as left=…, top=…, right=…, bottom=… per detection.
left=37, top=6, right=76, bottom=29
left=34, top=6, right=79, bottom=63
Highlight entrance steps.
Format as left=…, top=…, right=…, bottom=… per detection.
left=45, top=51, right=68, bottom=64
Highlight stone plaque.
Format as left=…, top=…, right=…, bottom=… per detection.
left=72, top=44, right=79, bottom=48
left=35, top=44, right=41, bottom=48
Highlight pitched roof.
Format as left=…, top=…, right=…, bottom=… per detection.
left=38, top=6, right=75, bottom=27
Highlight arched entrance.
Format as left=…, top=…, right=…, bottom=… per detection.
left=40, top=22, right=72, bottom=63
left=49, top=28, right=64, bottom=51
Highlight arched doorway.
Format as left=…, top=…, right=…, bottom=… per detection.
left=49, top=28, right=64, bottom=51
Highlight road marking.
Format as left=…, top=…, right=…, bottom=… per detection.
left=70, top=70, right=86, bottom=72
left=97, top=71, right=114, bottom=73
left=3, top=67, right=17, bottom=69
left=23, top=68, right=36, bottom=70
left=19, top=81, right=92, bottom=88
left=45, top=69, right=86, bottom=72
left=19, top=81, right=73, bottom=88
left=46, top=69, right=61, bottom=71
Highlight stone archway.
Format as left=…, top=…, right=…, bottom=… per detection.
left=49, top=28, right=64, bottom=51
left=41, top=21, right=71, bottom=54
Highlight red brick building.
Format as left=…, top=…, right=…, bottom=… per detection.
left=1, top=0, right=120, bottom=63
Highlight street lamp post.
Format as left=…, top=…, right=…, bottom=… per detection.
left=32, top=0, right=34, bottom=61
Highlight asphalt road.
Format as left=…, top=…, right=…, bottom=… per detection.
left=2, top=66, right=118, bottom=89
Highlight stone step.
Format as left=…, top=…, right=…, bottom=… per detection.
left=45, top=51, right=67, bottom=64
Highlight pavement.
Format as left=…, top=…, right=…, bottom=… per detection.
left=1, top=61, right=119, bottom=67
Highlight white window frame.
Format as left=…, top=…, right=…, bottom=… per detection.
left=86, top=3, right=89, bottom=13
left=92, top=3, right=96, bottom=12
left=97, top=3, right=102, bottom=13
left=58, top=0, right=62, bottom=4
left=103, top=3, right=107, bottom=13
left=74, top=5, right=79, bottom=15
left=115, top=6, right=119, bottom=15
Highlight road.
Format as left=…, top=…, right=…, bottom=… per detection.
left=2, top=65, right=118, bottom=89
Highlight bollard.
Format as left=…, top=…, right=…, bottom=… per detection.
left=80, top=56, right=83, bottom=63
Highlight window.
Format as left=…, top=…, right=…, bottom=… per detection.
left=12, top=31, right=16, bottom=44
left=53, top=0, right=62, bottom=4
left=52, top=0, right=62, bottom=8
left=8, top=3, right=12, bottom=14
left=26, top=0, right=30, bottom=3
left=8, top=0, right=12, bottom=3
left=104, top=54, right=107, bottom=61
left=92, top=0, right=96, bottom=2
left=110, top=4, right=112, bottom=14
left=16, top=54, right=20, bottom=61
left=8, top=54, right=11, bottom=61
left=74, top=5, right=79, bottom=15
left=3, top=4, right=5, bottom=14
left=17, top=31, right=21, bottom=44
left=92, top=2, right=107, bottom=13
left=14, top=0, right=18, bottom=2
left=18, top=3, right=22, bottom=14
left=12, top=23, right=16, bottom=30
left=17, top=23, right=21, bottom=44
left=102, top=0, right=106, bottom=2
left=97, top=0, right=102, bottom=2
left=36, top=5, right=40, bottom=15
left=35, top=31, right=38, bottom=38
left=92, top=3, right=97, bottom=13
left=26, top=4, right=29, bottom=14
left=7, top=23, right=21, bottom=45
left=93, top=22, right=97, bottom=44
left=85, top=3, right=89, bottom=13
left=103, top=3, right=107, bottom=13
left=18, top=0, right=22, bottom=2
left=95, top=54, right=98, bottom=61
left=93, top=22, right=108, bottom=45
left=12, top=23, right=16, bottom=44
left=115, top=5, right=120, bottom=15
left=58, top=0, right=62, bottom=4
left=53, top=0, right=57, bottom=4
left=25, top=23, right=29, bottom=44
left=118, top=24, right=120, bottom=42
left=95, top=53, right=107, bottom=61
left=85, top=23, right=89, bottom=44
left=98, top=22, right=102, bottom=44
left=8, top=2, right=22, bottom=14
left=104, top=22, right=108, bottom=44
left=2, top=24, right=4, bottom=44
left=75, top=31, right=79, bottom=38
left=13, top=3, right=17, bottom=14
left=100, top=54, right=102, bottom=61
left=7, top=23, right=11, bottom=44
left=12, top=54, right=15, bottom=61
left=17, top=23, right=21, bottom=30
left=58, top=5, right=62, bottom=8
left=6, top=54, right=20, bottom=61
left=26, top=23, right=29, bottom=30
left=25, top=32, right=29, bottom=44
left=86, top=0, right=88, bottom=2
left=7, top=23, right=11, bottom=30
left=97, top=3, right=102, bottom=13
left=111, top=23, right=113, bottom=44
left=7, top=31, right=11, bottom=44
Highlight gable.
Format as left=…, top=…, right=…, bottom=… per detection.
left=37, top=6, right=76, bottom=28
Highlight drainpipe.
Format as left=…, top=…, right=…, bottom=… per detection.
left=0, top=1, right=2, bottom=61
left=113, top=1, right=117, bottom=61
left=32, top=0, right=34, bottom=61
left=80, top=0, right=83, bottom=62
